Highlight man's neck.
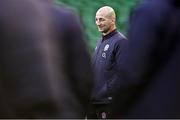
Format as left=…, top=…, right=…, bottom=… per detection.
left=102, top=26, right=116, bottom=36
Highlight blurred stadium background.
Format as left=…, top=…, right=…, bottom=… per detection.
left=55, top=0, right=140, bottom=54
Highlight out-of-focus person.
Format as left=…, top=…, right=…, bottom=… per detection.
left=110, top=0, right=180, bottom=118
left=49, top=2, right=93, bottom=118
left=0, top=0, right=93, bottom=118
left=0, top=0, right=62, bottom=118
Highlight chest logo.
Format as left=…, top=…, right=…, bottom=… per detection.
left=102, top=52, right=106, bottom=58
left=104, top=44, right=109, bottom=51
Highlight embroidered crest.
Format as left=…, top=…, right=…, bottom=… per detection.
left=104, top=44, right=109, bottom=51
left=102, top=52, right=106, bottom=58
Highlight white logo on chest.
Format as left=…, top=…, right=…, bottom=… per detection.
left=104, top=44, right=109, bottom=51
left=102, top=52, right=106, bottom=58
left=101, top=44, right=109, bottom=59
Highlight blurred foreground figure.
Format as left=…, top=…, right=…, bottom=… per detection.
left=110, top=0, right=180, bottom=118
left=50, top=2, right=93, bottom=119
left=0, top=0, right=93, bottom=118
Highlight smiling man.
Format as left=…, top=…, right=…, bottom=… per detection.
left=87, top=6, right=128, bottom=119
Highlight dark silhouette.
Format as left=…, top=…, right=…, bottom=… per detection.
left=0, top=0, right=93, bottom=118
left=110, top=0, right=180, bottom=118
left=50, top=3, right=93, bottom=118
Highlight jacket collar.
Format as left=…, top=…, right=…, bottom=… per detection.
left=102, top=29, right=118, bottom=41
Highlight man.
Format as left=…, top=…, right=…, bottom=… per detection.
left=110, top=0, right=180, bottom=118
left=88, top=6, right=127, bottom=119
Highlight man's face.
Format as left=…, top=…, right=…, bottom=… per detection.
left=95, top=12, right=113, bottom=34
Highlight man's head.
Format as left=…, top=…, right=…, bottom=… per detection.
left=95, top=6, right=116, bottom=36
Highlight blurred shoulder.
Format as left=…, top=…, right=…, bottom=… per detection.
left=52, top=4, right=78, bottom=18
left=133, top=0, right=171, bottom=15
left=130, top=0, right=172, bottom=25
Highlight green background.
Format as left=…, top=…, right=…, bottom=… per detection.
left=55, top=0, right=140, bottom=54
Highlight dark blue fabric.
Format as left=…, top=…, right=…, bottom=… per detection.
left=110, top=0, right=180, bottom=118
left=92, top=30, right=128, bottom=104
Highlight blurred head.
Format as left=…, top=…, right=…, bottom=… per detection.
left=95, top=6, right=116, bottom=36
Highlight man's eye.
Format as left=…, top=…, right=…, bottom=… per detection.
left=99, top=18, right=105, bottom=21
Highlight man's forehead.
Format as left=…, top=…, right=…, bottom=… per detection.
left=96, top=11, right=108, bottom=18
left=96, top=9, right=109, bottom=14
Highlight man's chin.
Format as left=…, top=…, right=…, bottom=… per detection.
left=98, top=29, right=104, bottom=33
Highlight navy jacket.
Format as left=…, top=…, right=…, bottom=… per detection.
left=111, top=0, right=180, bottom=118
left=92, top=30, right=127, bottom=104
